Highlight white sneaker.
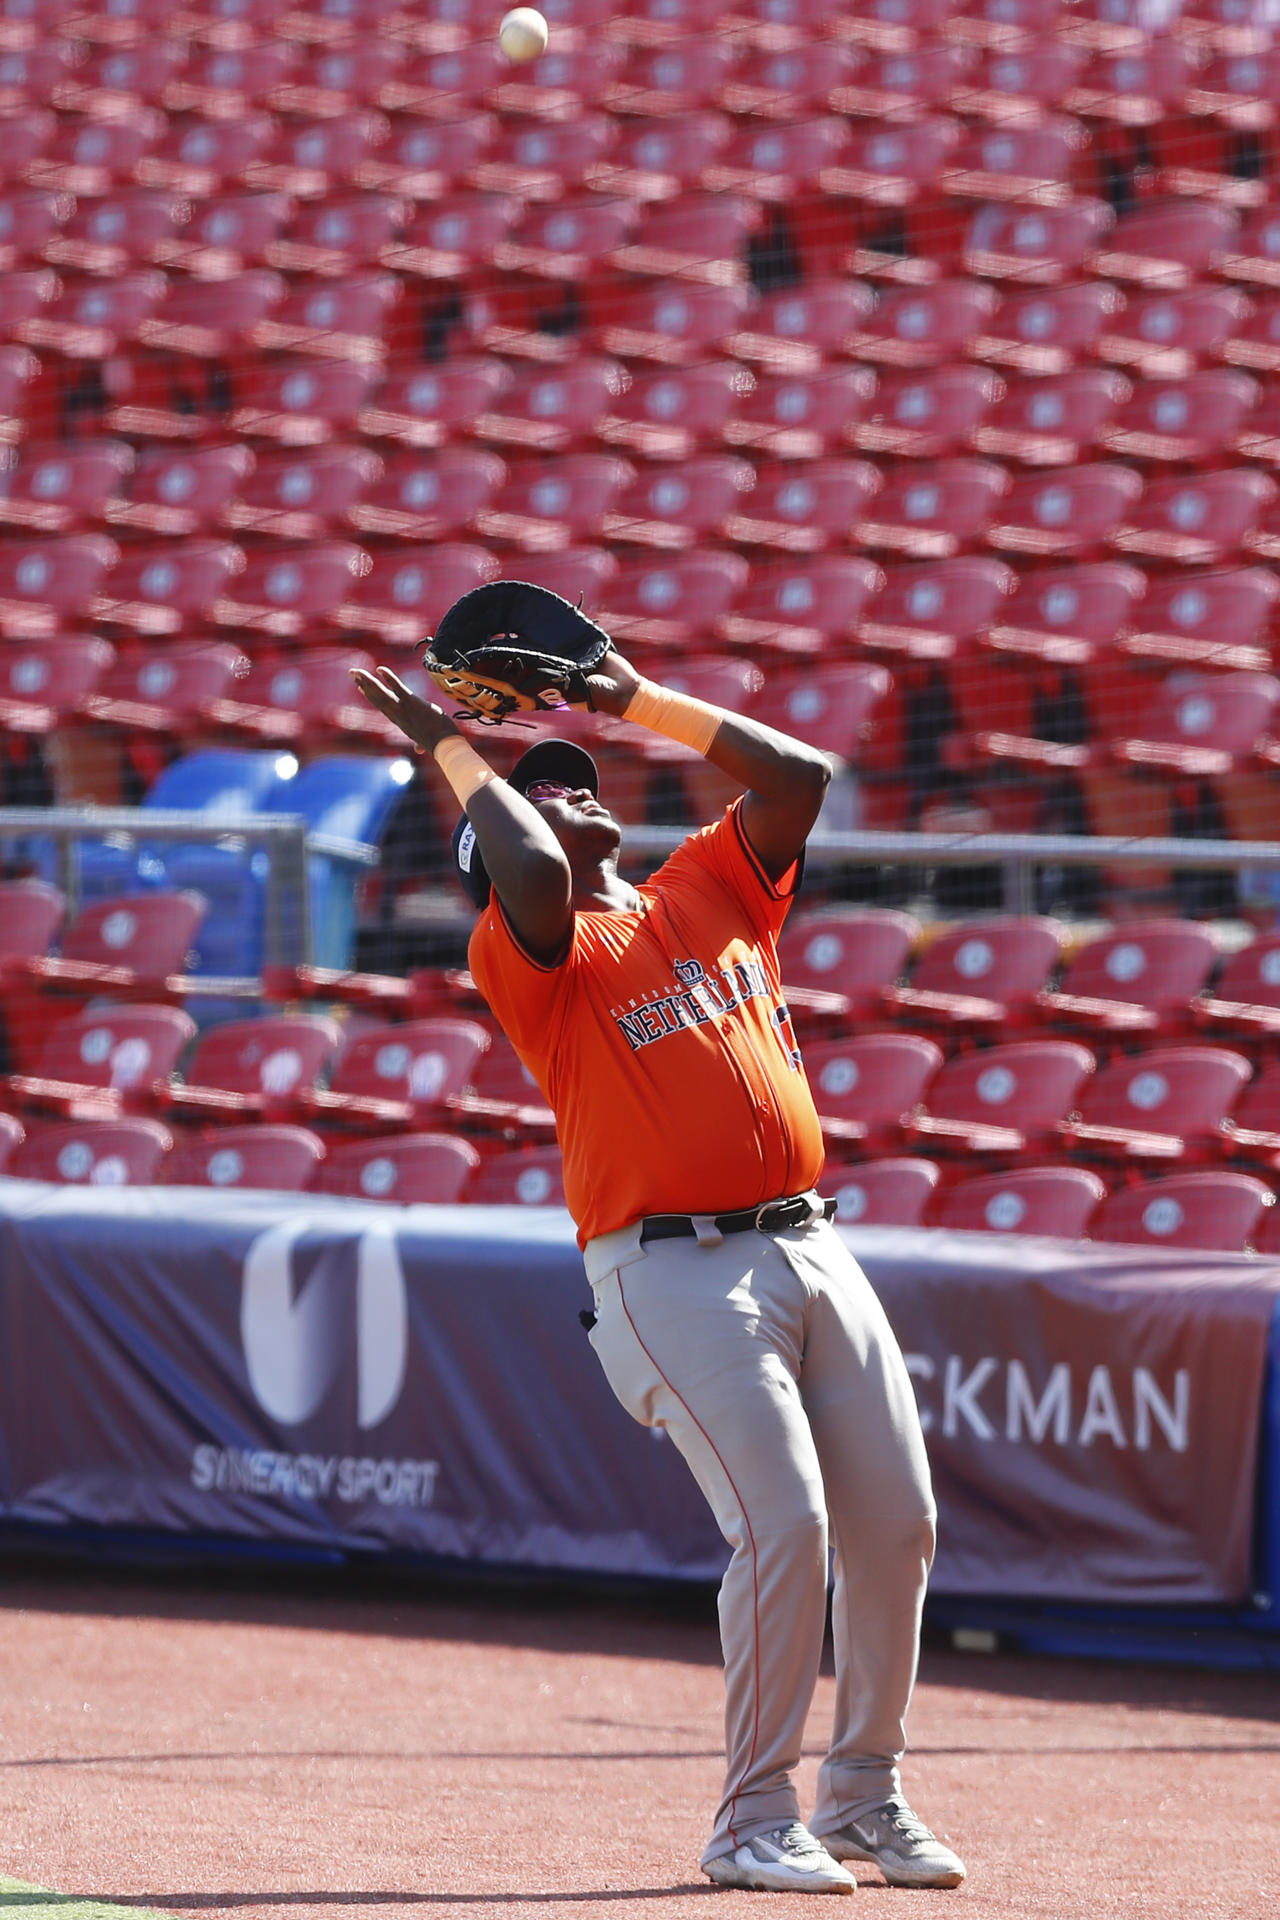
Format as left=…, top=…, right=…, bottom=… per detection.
left=819, top=1799, right=966, bottom=1888
left=705, top=1821, right=857, bottom=1894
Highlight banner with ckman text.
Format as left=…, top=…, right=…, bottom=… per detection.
left=0, top=1184, right=1274, bottom=1603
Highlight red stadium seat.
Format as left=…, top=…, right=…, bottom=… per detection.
left=1219, top=204, right=1280, bottom=290
left=1092, top=1170, right=1273, bottom=1250
left=377, top=190, right=516, bottom=279
left=818, top=112, right=958, bottom=206
left=852, top=365, right=999, bottom=459
left=719, top=41, right=862, bottom=118
left=358, top=357, right=514, bottom=447
left=223, top=444, right=379, bottom=540
left=347, top=445, right=501, bottom=541
left=803, top=1030, right=944, bottom=1149
left=941, top=118, right=1092, bottom=202
left=313, top=1131, right=479, bottom=1202
left=604, top=452, right=755, bottom=549
left=937, top=1165, right=1106, bottom=1237
left=1196, top=938, right=1280, bottom=1045
left=839, top=44, right=972, bottom=118
left=243, top=111, right=392, bottom=197
left=84, top=640, right=244, bottom=733
left=468, top=359, right=626, bottom=453
left=50, top=44, right=185, bottom=117
left=162, top=1012, right=342, bottom=1121
left=489, top=42, right=625, bottom=117
left=446, top=1033, right=555, bottom=1140
left=270, top=195, right=407, bottom=277
left=582, top=109, right=732, bottom=201
left=1094, top=286, right=1251, bottom=376
left=0, top=533, right=118, bottom=637
left=835, top=0, right=958, bottom=49
left=964, top=198, right=1115, bottom=283
left=107, top=445, right=255, bottom=537
left=15, top=890, right=205, bottom=1000
left=9, top=1115, right=172, bottom=1184
left=702, top=117, right=851, bottom=202
left=882, top=916, right=1070, bottom=1032
left=334, top=541, right=500, bottom=644
left=752, top=661, right=892, bottom=764
left=588, top=279, right=751, bottom=363
left=17, top=272, right=168, bottom=358
left=857, top=555, right=1016, bottom=661
left=213, top=645, right=402, bottom=749
left=42, top=193, right=186, bottom=277
left=1035, top=920, right=1222, bottom=1037
left=1064, top=36, right=1198, bottom=116
left=135, top=273, right=286, bottom=358
left=25, top=119, right=157, bottom=195
left=610, top=191, right=760, bottom=280
left=720, top=554, right=886, bottom=657
left=0, top=878, right=63, bottom=966
left=6, top=1003, right=195, bottom=1117
left=0, top=1109, right=22, bottom=1168
left=596, top=552, right=750, bottom=648
left=822, top=1157, right=941, bottom=1227
left=154, top=193, right=292, bottom=276
left=378, top=45, right=506, bottom=116
left=847, top=279, right=998, bottom=367
left=247, top=274, right=400, bottom=362
left=973, top=281, right=1124, bottom=373
left=230, top=360, right=379, bottom=444
left=161, top=40, right=297, bottom=115
left=268, top=41, right=407, bottom=115
left=89, top=539, right=243, bottom=634
left=973, top=369, right=1130, bottom=466
left=1112, top=468, right=1275, bottom=565
left=1091, top=668, right=1280, bottom=777
left=165, top=1123, right=326, bottom=1191
left=606, top=0, right=730, bottom=43
left=720, top=455, right=878, bottom=553
left=905, top=1038, right=1096, bottom=1159
left=986, top=462, right=1144, bottom=555
left=476, top=452, right=636, bottom=550
left=136, top=115, right=278, bottom=195
left=0, top=343, right=40, bottom=440
left=984, top=559, right=1145, bottom=664
left=603, top=41, right=736, bottom=116
left=508, top=546, right=619, bottom=609
left=465, top=1144, right=566, bottom=1206
left=725, top=280, right=877, bottom=374
left=597, top=360, right=750, bottom=461
left=494, top=195, right=640, bottom=281
left=778, top=905, right=922, bottom=1027
left=1061, top=1044, right=1251, bottom=1166
left=1089, top=198, right=1239, bottom=288
left=210, top=540, right=368, bottom=638
left=0, top=44, right=76, bottom=106
left=0, top=441, right=134, bottom=533
left=304, top=1016, right=490, bottom=1129
left=725, top=366, right=876, bottom=460
left=467, top=114, right=609, bottom=200
left=853, top=457, right=1009, bottom=558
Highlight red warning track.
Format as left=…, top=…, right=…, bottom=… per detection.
left=0, top=1565, right=1276, bottom=1919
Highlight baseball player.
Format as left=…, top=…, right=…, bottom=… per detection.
left=352, top=602, right=964, bottom=1896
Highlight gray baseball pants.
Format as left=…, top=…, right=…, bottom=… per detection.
left=583, top=1202, right=936, bottom=1868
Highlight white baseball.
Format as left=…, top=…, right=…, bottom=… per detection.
left=499, top=5, right=548, bottom=60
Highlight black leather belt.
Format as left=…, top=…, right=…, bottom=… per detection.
left=640, top=1193, right=836, bottom=1244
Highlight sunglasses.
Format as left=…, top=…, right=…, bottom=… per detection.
left=523, top=778, right=574, bottom=802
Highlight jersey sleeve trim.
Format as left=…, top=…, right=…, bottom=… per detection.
left=732, top=798, right=805, bottom=901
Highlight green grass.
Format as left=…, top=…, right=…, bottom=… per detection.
left=0, top=1880, right=172, bottom=1917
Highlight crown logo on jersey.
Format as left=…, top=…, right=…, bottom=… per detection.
left=673, top=958, right=706, bottom=988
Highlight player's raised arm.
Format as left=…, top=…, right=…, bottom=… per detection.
left=583, top=652, right=832, bottom=882
left=349, top=665, right=574, bottom=962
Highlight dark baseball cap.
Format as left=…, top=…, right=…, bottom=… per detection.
left=451, top=738, right=599, bottom=911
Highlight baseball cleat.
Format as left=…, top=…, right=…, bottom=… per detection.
left=704, top=1822, right=857, bottom=1894
left=819, top=1799, right=966, bottom=1888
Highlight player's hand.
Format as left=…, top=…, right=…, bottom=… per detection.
left=350, top=664, right=460, bottom=754
left=575, top=647, right=643, bottom=719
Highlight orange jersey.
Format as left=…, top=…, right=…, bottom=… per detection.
left=468, top=799, right=824, bottom=1246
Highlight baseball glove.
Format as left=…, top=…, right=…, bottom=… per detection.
left=420, top=580, right=613, bottom=725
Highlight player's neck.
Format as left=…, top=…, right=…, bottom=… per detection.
left=572, top=859, right=641, bottom=914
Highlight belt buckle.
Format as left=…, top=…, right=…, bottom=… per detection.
left=756, top=1196, right=802, bottom=1233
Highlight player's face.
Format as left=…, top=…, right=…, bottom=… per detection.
left=523, top=778, right=621, bottom=857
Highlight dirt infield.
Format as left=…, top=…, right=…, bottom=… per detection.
left=0, top=1563, right=1277, bottom=1920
